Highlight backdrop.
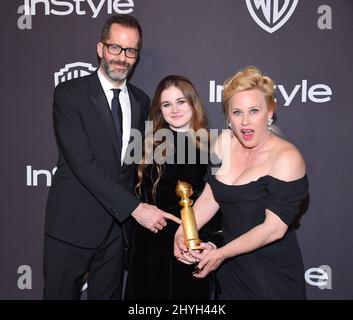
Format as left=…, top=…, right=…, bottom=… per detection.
left=1, top=0, right=352, bottom=299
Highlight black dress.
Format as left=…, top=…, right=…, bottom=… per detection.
left=126, top=130, right=221, bottom=300
left=207, top=170, right=308, bottom=300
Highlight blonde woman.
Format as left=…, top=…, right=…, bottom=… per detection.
left=174, top=67, right=308, bottom=300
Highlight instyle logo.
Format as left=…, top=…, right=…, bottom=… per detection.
left=209, top=80, right=332, bottom=107
left=245, top=0, right=298, bottom=33
left=23, top=0, right=134, bottom=17
left=54, top=62, right=97, bottom=86
left=305, top=265, right=332, bottom=289
left=26, top=165, right=56, bottom=187
left=18, top=0, right=135, bottom=29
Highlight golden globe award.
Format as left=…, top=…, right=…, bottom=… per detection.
left=175, top=181, right=202, bottom=250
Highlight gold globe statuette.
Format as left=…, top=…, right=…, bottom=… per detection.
left=175, top=181, right=202, bottom=250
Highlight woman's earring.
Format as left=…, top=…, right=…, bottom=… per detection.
left=267, top=118, right=273, bottom=134
left=228, top=122, right=232, bottom=129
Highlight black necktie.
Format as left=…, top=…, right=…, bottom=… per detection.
left=111, top=88, right=123, bottom=150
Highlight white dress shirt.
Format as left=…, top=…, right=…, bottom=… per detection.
left=97, top=68, right=132, bottom=164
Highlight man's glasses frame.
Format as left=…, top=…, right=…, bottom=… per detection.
left=102, top=42, right=139, bottom=59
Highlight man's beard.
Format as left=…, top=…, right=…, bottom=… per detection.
left=101, top=57, right=131, bottom=82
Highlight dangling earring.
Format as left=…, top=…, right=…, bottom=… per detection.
left=267, top=118, right=273, bottom=134
left=228, top=122, right=232, bottom=129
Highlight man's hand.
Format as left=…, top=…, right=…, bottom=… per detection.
left=131, top=203, right=181, bottom=233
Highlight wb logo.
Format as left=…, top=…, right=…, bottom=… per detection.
left=54, top=62, right=97, bottom=87
left=246, top=0, right=298, bottom=33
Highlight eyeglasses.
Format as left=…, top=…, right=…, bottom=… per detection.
left=102, top=42, right=139, bottom=59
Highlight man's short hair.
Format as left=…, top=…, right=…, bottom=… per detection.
left=101, top=14, right=142, bottom=49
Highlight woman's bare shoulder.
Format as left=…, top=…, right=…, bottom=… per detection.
left=269, top=137, right=306, bottom=181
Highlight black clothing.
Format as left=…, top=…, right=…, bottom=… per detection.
left=207, top=171, right=308, bottom=300
left=126, top=130, right=221, bottom=300
left=44, top=71, right=149, bottom=299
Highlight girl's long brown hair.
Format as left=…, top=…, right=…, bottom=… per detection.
left=135, top=75, right=208, bottom=199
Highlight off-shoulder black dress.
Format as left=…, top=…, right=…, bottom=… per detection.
left=207, top=171, right=308, bottom=300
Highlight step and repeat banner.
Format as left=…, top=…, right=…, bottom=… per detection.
left=1, top=0, right=352, bottom=299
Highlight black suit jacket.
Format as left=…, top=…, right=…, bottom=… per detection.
left=45, top=71, right=150, bottom=248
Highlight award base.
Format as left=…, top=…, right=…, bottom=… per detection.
left=185, top=239, right=203, bottom=250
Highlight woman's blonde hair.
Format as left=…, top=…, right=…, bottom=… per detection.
left=222, top=66, right=276, bottom=120
left=135, top=75, right=208, bottom=198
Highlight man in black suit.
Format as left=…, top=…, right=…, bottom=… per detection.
left=44, top=14, right=180, bottom=300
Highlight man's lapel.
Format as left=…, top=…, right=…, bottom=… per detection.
left=128, top=84, right=142, bottom=133
left=122, top=84, right=143, bottom=167
left=89, top=72, right=122, bottom=158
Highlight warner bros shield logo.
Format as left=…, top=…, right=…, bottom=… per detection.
left=54, top=62, right=97, bottom=87
left=246, top=0, right=298, bottom=33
